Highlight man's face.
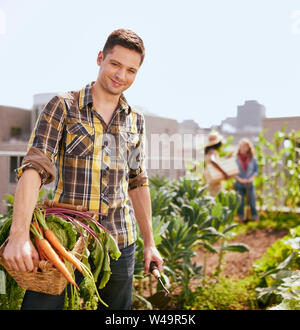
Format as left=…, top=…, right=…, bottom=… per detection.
left=96, top=45, right=141, bottom=96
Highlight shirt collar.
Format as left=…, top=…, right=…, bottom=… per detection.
left=79, top=82, right=131, bottom=115
left=119, top=94, right=131, bottom=115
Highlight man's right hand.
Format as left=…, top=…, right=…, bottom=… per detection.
left=3, top=233, right=40, bottom=273
left=3, top=168, right=42, bottom=273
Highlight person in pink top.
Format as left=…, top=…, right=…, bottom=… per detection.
left=234, top=138, right=259, bottom=222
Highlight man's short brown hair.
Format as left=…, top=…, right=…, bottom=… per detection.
left=103, top=29, right=145, bottom=65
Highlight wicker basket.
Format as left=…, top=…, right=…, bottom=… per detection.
left=0, top=236, right=85, bottom=296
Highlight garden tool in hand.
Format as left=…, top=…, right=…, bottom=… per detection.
left=147, top=261, right=171, bottom=309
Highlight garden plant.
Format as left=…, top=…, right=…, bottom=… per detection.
left=0, top=128, right=299, bottom=310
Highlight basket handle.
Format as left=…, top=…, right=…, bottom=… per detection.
left=43, top=200, right=88, bottom=212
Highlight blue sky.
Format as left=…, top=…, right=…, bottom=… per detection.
left=1, top=0, right=300, bottom=127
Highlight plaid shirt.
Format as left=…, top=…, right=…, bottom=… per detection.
left=17, top=82, right=148, bottom=249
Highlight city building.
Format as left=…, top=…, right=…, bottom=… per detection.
left=262, top=116, right=300, bottom=143
left=237, top=100, right=266, bottom=132
left=31, top=93, right=57, bottom=131
left=0, top=105, right=31, bottom=213
left=214, top=100, right=266, bottom=149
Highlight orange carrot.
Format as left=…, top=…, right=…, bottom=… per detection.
left=34, top=235, right=47, bottom=260
left=32, top=219, right=42, bottom=236
left=30, top=222, right=79, bottom=290
left=44, top=229, right=84, bottom=274
left=32, top=220, right=47, bottom=260
left=38, top=238, right=79, bottom=290
left=34, top=208, right=84, bottom=274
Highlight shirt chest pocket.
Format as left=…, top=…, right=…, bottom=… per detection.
left=65, top=122, right=95, bottom=157
left=119, top=131, right=141, bottom=169
left=119, top=131, right=140, bottom=151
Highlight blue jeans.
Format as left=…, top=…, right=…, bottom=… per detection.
left=234, top=182, right=258, bottom=220
left=21, top=243, right=135, bottom=310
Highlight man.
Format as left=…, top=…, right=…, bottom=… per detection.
left=3, top=29, right=163, bottom=310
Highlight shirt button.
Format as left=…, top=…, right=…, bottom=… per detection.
left=101, top=170, right=108, bottom=177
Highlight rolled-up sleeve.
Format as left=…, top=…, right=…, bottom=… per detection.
left=16, top=95, right=66, bottom=186
left=128, top=114, right=149, bottom=191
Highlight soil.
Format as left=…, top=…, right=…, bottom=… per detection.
left=133, top=227, right=289, bottom=310
left=193, top=227, right=289, bottom=279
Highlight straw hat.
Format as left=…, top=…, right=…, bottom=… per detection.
left=205, top=131, right=223, bottom=148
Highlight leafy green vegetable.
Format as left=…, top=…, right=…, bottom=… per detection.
left=79, top=276, right=98, bottom=310
left=0, top=267, right=25, bottom=310
left=45, top=214, right=78, bottom=250
left=0, top=202, right=121, bottom=310
left=90, top=236, right=105, bottom=283
left=0, top=218, right=12, bottom=246
left=98, top=248, right=111, bottom=289
left=105, top=232, right=121, bottom=260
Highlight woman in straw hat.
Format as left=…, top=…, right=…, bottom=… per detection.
left=204, top=131, right=229, bottom=197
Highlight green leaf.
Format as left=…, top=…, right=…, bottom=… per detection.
left=98, top=249, right=111, bottom=289
left=162, top=265, right=176, bottom=278
left=202, top=227, right=225, bottom=237
left=211, top=202, right=223, bottom=218
left=203, top=242, right=218, bottom=253
left=134, top=293, right=153, bottom=309
left=156, top=272, right=170, bottom=292
left=268, top=299, right=300, bottom=310
left=223, top=223, right=238, bottom=234
left=276, top=252, right=295, bottom=270
left=221, top=243, right=249, bottom=253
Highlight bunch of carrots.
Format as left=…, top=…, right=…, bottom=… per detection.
left=29, top=206, right=118, bottom=308
left=31, top=209, right=82, bottom=290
